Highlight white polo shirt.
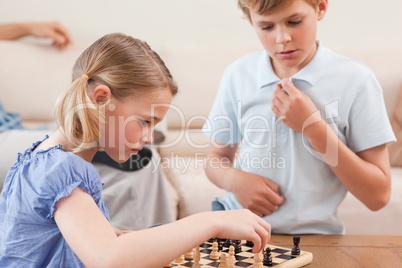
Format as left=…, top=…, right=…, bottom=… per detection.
left=202, top=41, right=396, bottom=234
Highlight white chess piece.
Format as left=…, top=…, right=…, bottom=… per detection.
left=210, top=241, right=220, bottom=260
left=175, top=254, right=185, bottom=264
left=218, top=253, right=227, bottom=268
left=185, top=248, right=194, bottom=260
left=228, top=245, right=236, bottom=266
left=193, top=246, right=201, bottom=268
left=253, top=251, right=263, bottom=268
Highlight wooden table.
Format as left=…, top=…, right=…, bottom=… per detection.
left=270, top=234, right=402, bottom=267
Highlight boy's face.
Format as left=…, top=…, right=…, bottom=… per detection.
left=248, top=0, right=327, bottom=78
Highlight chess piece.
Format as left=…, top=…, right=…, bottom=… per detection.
left=218, top=239, right=224, bottom=251
left=263, top=248, right=273, bottom=266
left=218, top=253, right=227, bottom=268
left=210, top=241, right=220, bottom=260
left=291, top=236, right=301, bottom=255
left=228, top=245, right=236, bottom=265
left=234, top=240, right=242, bottom=253
left=224, top=239, right=233, bottom=248
left=185, top=248, right=194, bottom=260
left=193, top=246, right=201, bottom=268
left=253, top=251, right=263, bottom=268
left=175, top=254, right=185, bottom=264
left=208, top=236, right=217, bottom=243
left=246, top=240, right=254, bottom=247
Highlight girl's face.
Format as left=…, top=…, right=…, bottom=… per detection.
left=100, top=89, right=172, bottom=162
left=248, top=0, right=327, bottom=78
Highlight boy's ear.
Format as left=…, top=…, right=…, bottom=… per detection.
left=91, top=85, right=112, bottom=105
left=316, top=0, right=328, bottom=21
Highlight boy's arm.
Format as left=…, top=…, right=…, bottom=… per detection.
left=306, top=123, right=391, bottom=211
left=205, top=142, right=284, bottom=217
left=272, top=79, right=391, bottom=211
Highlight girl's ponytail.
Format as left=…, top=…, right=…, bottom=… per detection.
left=56, top=74, right=103, bottom=152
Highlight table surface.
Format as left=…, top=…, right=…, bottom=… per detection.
left=270, top=234, right=402, bottom=268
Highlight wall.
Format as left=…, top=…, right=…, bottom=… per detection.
left=0, top=0, right=401, bottom=51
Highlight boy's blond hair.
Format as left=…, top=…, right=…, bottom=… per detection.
left=238, top=0, right=320, bottom=19
left=56, top=33, right=178, bottom=152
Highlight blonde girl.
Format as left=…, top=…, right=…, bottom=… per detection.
left=0, top=33, right=270, bottom=267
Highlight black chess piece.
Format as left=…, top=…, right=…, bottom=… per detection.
left=224, top=239, right=233, bottom=248
left=291, top=236, right=301, bottom=255
left=208, top=237, right=217, bottom=243
left=234, top=240, right=242, bottom=253
left=263, top=248, right=273, bottom=266
left=218, top=240, right=223, bottom=251
left=245, top=240, right=254, bottom=247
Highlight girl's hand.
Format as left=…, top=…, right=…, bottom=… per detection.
left=271, top=79, right=321, bottom=134
left=211, top=209, right=271, bottom=253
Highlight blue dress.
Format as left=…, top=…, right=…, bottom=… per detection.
left=0, top=137, right=110, bottom=267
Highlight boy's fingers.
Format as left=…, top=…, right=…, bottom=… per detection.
left=281, top=78, right=297, bottom=95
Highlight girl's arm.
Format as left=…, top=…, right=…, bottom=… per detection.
left=205, top=143, right=284, bottom=217
left=54, top=187, right=270, bottom=268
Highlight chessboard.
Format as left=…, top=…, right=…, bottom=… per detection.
left=167, top=239, right=313, bottom=267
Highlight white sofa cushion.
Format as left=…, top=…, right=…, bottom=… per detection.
left=0, top=40, right=84, bottom=122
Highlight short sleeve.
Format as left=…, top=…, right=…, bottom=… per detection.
left=26, top=150, right=104, bottom=223
left=202, top=66, right=242, bottom=144
left=346, top=72, right=396, bottom=152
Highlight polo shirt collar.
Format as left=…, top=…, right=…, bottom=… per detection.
left=258, top=40, right=330, bottom=89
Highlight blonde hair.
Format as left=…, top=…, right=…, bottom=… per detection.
left=238, top=0, right=320, bottom=19
left=56, top=33, right=178, bottom=152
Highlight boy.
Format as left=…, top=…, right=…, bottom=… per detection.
left=203, top=0, right=396, bottom=234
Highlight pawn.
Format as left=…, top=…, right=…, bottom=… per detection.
left=228, top=245, right=236, bottom=265
left=193, top=246, right=201, bottom=268
left=218, top=240, right=224, bottom=251
left=234, top=240, right=242, bottom=253
left=175, top=254, right=185, bottom=264
left=246, top=240, right=254, bottom=247
left=291, top=236, right=301, bottom=255
left=218, top=253, right=227, bottom=268
left=210, top=241, right=220, bottom=260
left=208, top=236, right=217, bottom=243
left=224, top=239, right=233, bottom=248
left=263, top=248, right=273, bottom=266
left=185, top=248, right=194, bottom=260
left=253, top=251, right=263, bottom=268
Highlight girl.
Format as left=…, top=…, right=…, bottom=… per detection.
left=0, top=33, right=271, bottom=267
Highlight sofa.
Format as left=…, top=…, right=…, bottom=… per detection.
left=0, top=39, right=401, bottom=235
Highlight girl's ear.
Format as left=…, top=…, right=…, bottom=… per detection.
left=91, top=85, right=112, bottom=105
left=316, top=0, right=328, bottom=21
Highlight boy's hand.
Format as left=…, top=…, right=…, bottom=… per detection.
left=271, top=79, right=321, bottom=134
left=230, top=169, right=285, bottom=217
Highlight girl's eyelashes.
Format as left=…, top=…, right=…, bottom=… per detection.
left=140, top=120, right=150, bottom=125
left=262, top=25, right=274, bottom=31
